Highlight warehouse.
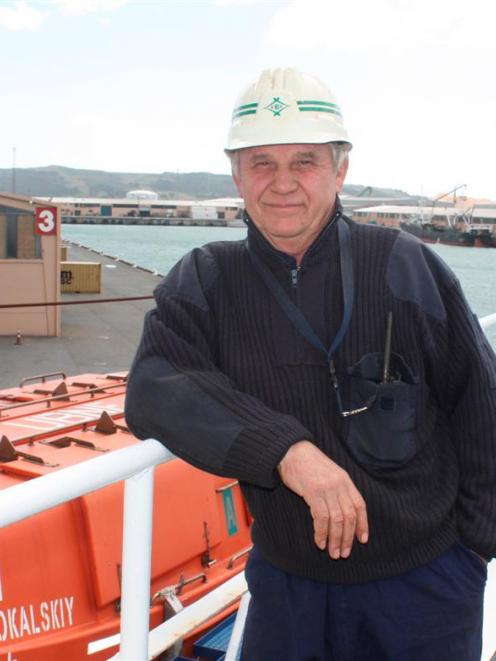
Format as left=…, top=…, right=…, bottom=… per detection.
left=40, top=195, right=244, bottom=223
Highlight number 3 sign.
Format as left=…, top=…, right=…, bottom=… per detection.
left=35, top=207, right=57, bottom=236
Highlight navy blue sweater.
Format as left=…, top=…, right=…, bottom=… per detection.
left=125, top=210, right=496, bottom=583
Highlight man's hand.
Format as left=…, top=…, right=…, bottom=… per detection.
left=278, top=440, right=369, bottom=559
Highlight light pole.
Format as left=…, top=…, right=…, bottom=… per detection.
left=12, top=146, right=16, bottom=193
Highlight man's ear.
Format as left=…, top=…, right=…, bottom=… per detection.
left=336, top=157, right=349, bottom=193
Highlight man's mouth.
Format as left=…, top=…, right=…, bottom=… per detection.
left=263, top=203, right=303, bottom=209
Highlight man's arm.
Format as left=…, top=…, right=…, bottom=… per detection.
left=125, top=249, right=312, bottom=489
left=125, top=249, right=369, bottom=558
left=126, top=309, right=369, bottom=558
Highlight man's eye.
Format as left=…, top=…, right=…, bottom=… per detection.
left=254, top=161, right=271, bottom=168
left=295, top=159, right=313, bottom=168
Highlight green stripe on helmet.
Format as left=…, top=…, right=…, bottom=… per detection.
left=297, top=100, right=340, bottom=109
left=232, top=109, right=258, bottom=118
left=298, top=106, right=342, bottom=116
left=298, top=101, right=342, bottom=116
left=233, top=102, right=258, bottom=112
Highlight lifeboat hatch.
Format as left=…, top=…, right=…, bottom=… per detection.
left=0, top=394, right=34, bottom=403
left=32, top=381, right=70, bottom=401
left=40, top=436, right=108, bottom=452
left=0, top=435, right=58, bottom=467
left=104, top=372, right=127, bottom=382
left=94, top=411, right=118, bottom=434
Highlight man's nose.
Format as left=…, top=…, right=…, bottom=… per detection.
left=270, top=166, right=298, bottom=194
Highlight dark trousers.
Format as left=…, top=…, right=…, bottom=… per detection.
left=242, top=543, right=486, bottom=661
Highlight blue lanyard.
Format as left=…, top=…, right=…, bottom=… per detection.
left=249, top=217, right=354, bottom=363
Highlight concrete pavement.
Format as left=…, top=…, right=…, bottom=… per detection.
left=1, top=244, right=159, bottom=388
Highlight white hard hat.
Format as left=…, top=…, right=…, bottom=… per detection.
left=225, top=68, right=352, bottom=151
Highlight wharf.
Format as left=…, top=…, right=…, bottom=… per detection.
left=1, top=244, right=159, bottom=389
left=62, top=216, right=230, bottom=226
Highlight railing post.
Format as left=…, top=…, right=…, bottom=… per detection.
left=118, top=466, right=155, bottom=660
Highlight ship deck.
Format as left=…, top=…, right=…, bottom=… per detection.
left=1, top=243, right=158, bottom=389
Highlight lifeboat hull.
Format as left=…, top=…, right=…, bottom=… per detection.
left=0, top=373, right=251, bottom=660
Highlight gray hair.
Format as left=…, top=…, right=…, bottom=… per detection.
left=330, top=142, right=350, bottom=171
left=228, top=142, right=349, bottom=177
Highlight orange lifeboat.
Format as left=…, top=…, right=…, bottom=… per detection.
left=0, top=372, right=127, bottom=422
left=0, top=372, right=251, bottom=660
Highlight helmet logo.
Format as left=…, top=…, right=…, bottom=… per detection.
left=264, top=97, right=289, bottom=117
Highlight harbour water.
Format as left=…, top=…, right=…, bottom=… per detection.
left=62, top=224, right=496, bottom=347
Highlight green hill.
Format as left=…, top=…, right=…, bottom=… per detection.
left=0, top=165, right=414, bottom=200
left=1, top=166, right=238, bottom=199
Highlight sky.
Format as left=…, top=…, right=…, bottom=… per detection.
left=1, top=0, right=495, bottom=199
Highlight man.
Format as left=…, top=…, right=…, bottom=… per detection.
left=125, top=68, right=495, bottom=660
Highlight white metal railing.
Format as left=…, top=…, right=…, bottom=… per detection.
left=483, top=568, right=496, bottom=660
left=93, top=571, right=248, bottom=659
left=480, top=313, right=496, bottom=331
left=0, top=438, right=170, bottom=660
left=225, top=591, right=251, bottom=660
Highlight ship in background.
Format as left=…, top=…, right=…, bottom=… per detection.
left=348, top=185, right=496, bottom=248
left=399, top=206, right=496, bottom=247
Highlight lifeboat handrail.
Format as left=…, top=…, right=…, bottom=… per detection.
left=0, top=381, right=126, bottom=416
left=0, top=438, right=170, bottom=660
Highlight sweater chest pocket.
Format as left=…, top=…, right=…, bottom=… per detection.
left=345, top=352, right=419, bottom=470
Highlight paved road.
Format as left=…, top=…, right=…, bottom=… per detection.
left=1, top=244, right=159, bottom=388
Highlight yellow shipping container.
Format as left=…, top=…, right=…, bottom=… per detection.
left=60, top=261, right=101, bottom=293
left=60, top=246, right=68, bottom=261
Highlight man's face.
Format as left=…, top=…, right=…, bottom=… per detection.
left=233, top=143, right=348, bottom=259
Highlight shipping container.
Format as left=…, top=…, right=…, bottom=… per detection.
left=60, top=261, right=101, bottom=293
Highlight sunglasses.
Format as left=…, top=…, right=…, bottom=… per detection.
left=329, top=359, right=377, bottom=418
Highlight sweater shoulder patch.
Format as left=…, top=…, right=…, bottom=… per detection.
left=154, top=246, right=220, bottom=312
left=386, top=231, right=457, bottom=320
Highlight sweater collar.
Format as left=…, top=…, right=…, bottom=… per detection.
left=245, top=197, right=343, bottom=270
